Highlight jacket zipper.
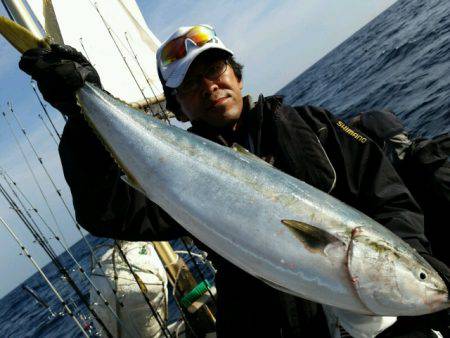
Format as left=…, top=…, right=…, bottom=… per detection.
left=315, top=135, right=337, bottom=193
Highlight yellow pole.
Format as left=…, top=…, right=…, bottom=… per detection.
left=153, top=241, right=216, bottom=333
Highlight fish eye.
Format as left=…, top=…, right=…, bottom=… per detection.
left=419, top=272, right=427, bottom=280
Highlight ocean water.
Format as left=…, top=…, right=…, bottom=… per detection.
left=2, top=0, right=450, bottom=336
left=278, top=0, right=450, bottom=137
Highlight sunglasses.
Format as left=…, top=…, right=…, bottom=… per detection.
left=161, top=25, right=216, bottom=66
left=174, top=59, right=229, bottom=95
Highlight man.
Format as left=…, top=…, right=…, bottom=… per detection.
left=19, top=25, right=448, bottom=337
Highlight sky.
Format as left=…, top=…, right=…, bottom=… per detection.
left=0, top=0, right=397, bottom=297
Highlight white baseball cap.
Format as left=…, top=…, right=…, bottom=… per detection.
left=157, top=25, right=233, bottom=88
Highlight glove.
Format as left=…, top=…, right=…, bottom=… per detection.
left=19, top=44, right=101, bottom=117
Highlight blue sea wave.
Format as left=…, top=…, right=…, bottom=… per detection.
left=278, top=0, right=450, bottom=137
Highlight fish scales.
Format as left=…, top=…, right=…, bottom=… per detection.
left=77, top=84, right=448, bottom=317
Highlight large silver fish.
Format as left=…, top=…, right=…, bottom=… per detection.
left=77, top=83, right=448, bottom=317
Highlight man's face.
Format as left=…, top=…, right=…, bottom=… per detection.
left=175, top=53, right=243, bottom=128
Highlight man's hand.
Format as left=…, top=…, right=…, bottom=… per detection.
left=19, top=44, right=101, bottom=117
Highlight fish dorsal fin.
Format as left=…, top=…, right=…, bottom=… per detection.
left=282, top=219, right=343, bottom=254
left=231, top=143, right=272, bottom=166
left=120, top=175, right=145, bottom=195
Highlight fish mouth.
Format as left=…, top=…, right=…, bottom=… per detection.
left=424, top=284, right=448, bottom=297
left=423, top=287, right=450, bottom=312
left=427, top=298, right=450, bottom=312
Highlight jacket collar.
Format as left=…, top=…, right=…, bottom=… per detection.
left=188, top=94, right=282, bottom=162
left=188, top=95, right=336, bottom=192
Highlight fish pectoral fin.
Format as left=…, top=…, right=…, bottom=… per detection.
left=282, top=219, right=343, bottom=254
left=120, top=175, right=145, bottom=195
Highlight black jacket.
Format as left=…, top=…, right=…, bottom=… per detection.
left=349, top=110, right=450, bottom=267
left=393, top=134, right=450, bottom=267
left=349, top=114, right=450, bottom=337
left=59, top=95, right=437, bottom=337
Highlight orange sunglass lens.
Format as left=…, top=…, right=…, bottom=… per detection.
left=186, top=26, right=215, bottom=46
left=161, top=26, right=216, bottom=66
left=161, top=37, right=187, bottom=66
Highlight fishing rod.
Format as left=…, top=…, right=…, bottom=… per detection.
left=5, top=3, right=210, bottom=334
left=174, top=250, right=217, bottom=275
left=5, top=102, right=112, bottom=279
left=153, top=242, right=219, bottom=337
left=162, top=286, right=196, bottom=338
left=1, top=169, right=61, bottom=243
left=0, top=169, right=51, bottom=245
left=0, top=182, right=95, bottom=329
left=89, top=0, right=156, bottom=116
left=1, top=174, right=142, bottom=337
left=30, top=81, right=63, bottom=139
left=79, top=37, right=93, bottom=64
left=167, top=241, right=218, bottom=336
left=37, top=113, right=59, bottom=147
left=1, top=109, right=67, bottom=245
left=170, top=266, right=199, bottom=338
left=0, top=215, right=90, bottom=338
left=0, top=182, right=58, bottom=259
left=0, top=174, right=142, bottom=338
left=22, top=284, right=57, bottom=317
left=3, top=102, right=141, bottom=329
left=7, top=101, right=73, bottom=222
left=4, top=101, right=134, bottom=327
left=115, top=240, right=174, bottom=338
left=180, top=237, right=217, bottom=305
left=123, top=31, right=171, bottom=124
left=0, top=182, right=114, bottom=338
left=0, top=5, right=133, bottom=335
